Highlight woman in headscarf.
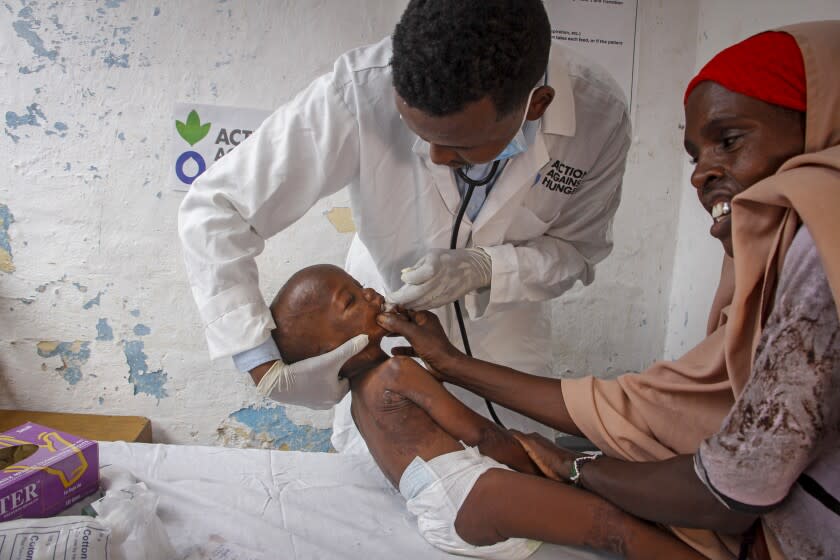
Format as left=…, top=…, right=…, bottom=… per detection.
left=377, top=20, right=840, bottom=559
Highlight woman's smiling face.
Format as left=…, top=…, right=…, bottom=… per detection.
left=683, top=81, right=805, bottom=257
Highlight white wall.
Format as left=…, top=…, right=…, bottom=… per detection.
left=551, top=0, right=699, bottom=379
left=663, top=0, right=840, bottom=359
left=0, top=0, right=408, bottom=449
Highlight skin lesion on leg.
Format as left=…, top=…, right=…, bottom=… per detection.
left=581, top=503, right=628, bottom=557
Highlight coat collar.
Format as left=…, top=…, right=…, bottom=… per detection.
left=411, top=128, right=550, bottom=231
left=541, top=43, right=576, bottom=137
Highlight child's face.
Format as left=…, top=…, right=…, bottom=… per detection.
left=271, top=265, right=390, bottom=374
left=319, top=267, right=389, bottom=349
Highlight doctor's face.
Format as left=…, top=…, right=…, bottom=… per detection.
left=683, top=82, right=805, bottom=257
left=395, top=90, right=549, bottom=167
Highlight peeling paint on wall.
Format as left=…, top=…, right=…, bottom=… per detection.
left=82, top=291, right=103, bottom=309
left=123, top=340, right=168, bottom=400
left=103, top=52, right=129, bottom=68
left=35, top=275, right=68, bottom=294
left=0, top=204, right=14, bottom=273
left=12, top=6, right=59, bottom=60
left=19, top=64, right=46, bottom=74
left=4, top=103, right=69, bottom=142
left=95, top=318, right=114, bottom=341
left=44, top=122, right=69, bottom=138
left=218, top=405, right=333, bottom=452
left=2, top=0, right=410, bottom=448
left=37, top=340, right=91, bottom=385
left=5, top=103, right=46, bottom=129
left=325, top=207, right=356, bottom=233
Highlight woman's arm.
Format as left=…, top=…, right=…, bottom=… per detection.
left=377, top=310, right=582, bottom=435
left=583, top=454, right=757, bottom=534
left=513, top=431, right=757, bottom=534
left=441, top=353, right=582, bottom=436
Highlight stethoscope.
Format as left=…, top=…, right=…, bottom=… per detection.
left=453, top=162, right=505, bottom=427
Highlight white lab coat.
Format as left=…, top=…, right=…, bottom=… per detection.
left=178, top=37, right=631, bottom=446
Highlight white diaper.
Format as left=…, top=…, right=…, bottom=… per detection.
left=399, top=445, right=542, bottom=560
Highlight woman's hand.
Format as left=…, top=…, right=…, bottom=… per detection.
left=510, top=430, right=583, bottom=482
left=376, top=309, right=462, bottom=379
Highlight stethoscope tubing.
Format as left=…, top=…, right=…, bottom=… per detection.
left=452, top=161, right=505, bottom=427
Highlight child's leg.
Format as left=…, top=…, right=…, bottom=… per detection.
left=455, top=468, right=707, bottom=560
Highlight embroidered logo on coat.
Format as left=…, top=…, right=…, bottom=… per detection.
left=540, top=160, right=588, bottom=195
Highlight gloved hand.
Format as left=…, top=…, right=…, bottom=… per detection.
left=388, top=248, right=492, bottom=310
left=256, top=334, right=369, bottom=409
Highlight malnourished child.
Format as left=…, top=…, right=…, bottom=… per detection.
left=266, top=265, right=704, bottom=560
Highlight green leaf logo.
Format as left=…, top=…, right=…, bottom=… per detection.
left=176, top=110, right=211, bottom=146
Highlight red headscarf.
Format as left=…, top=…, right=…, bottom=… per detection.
left=684, top=31, right=806, bottom=111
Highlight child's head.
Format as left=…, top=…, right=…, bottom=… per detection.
left=270, top=264, right=388, bottom=375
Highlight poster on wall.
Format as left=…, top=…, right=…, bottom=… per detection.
left=171, top=103, right=271, bottom=191
left=545, top=0, right=639, bottom=106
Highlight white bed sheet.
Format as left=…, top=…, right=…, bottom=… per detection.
left=99, top=442, right=614, bottom=560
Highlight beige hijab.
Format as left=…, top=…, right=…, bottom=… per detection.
left=562, top=20, right=840, bottom=560
left=727, top=21, right=840, bottom=396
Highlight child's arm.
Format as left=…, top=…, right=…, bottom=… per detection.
left=379, top=356, right=539, bottom=475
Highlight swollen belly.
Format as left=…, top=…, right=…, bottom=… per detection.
left=351, top=395, right=461, bottom=488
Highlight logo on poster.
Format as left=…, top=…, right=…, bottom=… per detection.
left=172, top=103, right=270, bottom=191
left=173, top=109, right=256, bottom=187
left=174, top=110, right=211, bottom=186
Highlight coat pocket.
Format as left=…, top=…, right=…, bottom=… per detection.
left=504, top=206, right=552, bottom=243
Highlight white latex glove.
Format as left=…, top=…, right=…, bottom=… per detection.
left=256, top=334, right=369, bottom=409
left=388, top=248, right=491, bottom=310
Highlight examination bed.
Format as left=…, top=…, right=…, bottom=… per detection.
left=98, top=441, right=614, bottom=559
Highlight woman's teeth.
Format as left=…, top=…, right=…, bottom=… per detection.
left=711, top=201, right=731, bottom=223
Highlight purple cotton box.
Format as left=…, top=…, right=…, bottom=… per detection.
left=0, top=422, right=99, bottom=522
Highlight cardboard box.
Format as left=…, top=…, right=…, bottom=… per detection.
left=0, top=422, right=99, bottom=522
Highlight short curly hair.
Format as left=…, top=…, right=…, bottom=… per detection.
left=391, top=0, right=551, bottom=118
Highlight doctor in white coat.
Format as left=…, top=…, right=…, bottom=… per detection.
left=178, top=0, right=630, bottom=452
